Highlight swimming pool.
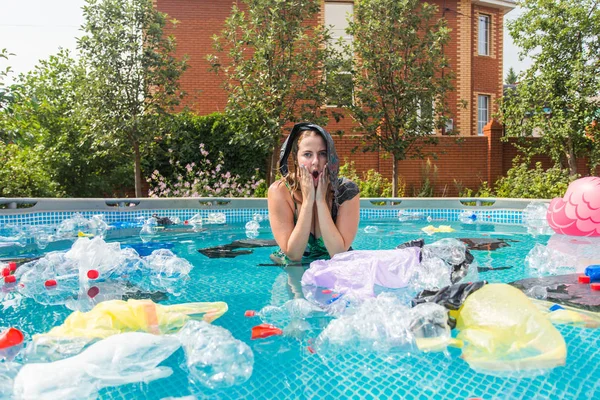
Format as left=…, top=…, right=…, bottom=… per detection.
left=1, top=199, right=599, bottom=399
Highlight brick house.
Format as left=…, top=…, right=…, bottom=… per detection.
left=155, top=0, right=518, bottom=195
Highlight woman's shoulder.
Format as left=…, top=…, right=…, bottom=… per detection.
left=336, top=177, right=360, bottom=203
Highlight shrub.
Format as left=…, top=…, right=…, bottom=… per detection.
left=147, top=143, right=264, bottom=197
left=494, top=162, right=575, bottom=199
left=339, top=160, right=394, bottom=197
left=0, top=144, right=62, bottom=197
left=143, top=112, right=269, bottom=185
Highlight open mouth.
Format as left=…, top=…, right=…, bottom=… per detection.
left=312, top=171, right=319, bottom=179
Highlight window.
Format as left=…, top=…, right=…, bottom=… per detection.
left=477, top=95, right=490, bottom=135
left=325, top=2, right=353, bottom=52
left=478, top=14, right=490, bottom=56
left=325, top=2, right=353, bottom=106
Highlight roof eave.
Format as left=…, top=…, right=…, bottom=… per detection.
left=473, top=0, right=518, bottom=14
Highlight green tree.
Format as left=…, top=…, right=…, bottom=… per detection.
left=78, top=0, right=187, bottom=197
left=505, top=67, right=518, bottom=85
left=345, top=0, right=454, bottom=196
left=208, top=0, right=337, bottom=184
left=501, top=0, right=600, bottom=176
left=4, top=50, right=133, bottom=197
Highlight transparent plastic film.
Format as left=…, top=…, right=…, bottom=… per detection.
left=455, top=284, right=566, bottom=375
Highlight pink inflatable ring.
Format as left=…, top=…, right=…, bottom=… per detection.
left=546, top=177, right=600, bottom=236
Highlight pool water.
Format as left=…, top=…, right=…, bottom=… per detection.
left=1, top=219, right=599, bottom=399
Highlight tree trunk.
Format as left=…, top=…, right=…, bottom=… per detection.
left=565, top=137, right=578, bottom=177
left=392, top=154, right=398, bottom=198
left=133, top=141, right=143, bottom=198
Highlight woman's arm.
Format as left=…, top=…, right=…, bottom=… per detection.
left=315, top=173, right=360, bottom=257
left=267, top=167, right=315, bottom=261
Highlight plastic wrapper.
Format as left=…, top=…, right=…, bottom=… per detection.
left=455, top=284, right=566, bottom=375
left=412, top=281, right=487, bottom=328
left=301, top=247, right=421, bottom=298
left=177, top=320, right=253, bottom=389
left=13, top=332, right=181, bottom=400
left=314, top=294, right=451, bottom=356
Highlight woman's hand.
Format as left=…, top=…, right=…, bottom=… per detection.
left=315, top=164, right=329, bottom=204
left=299, top=165, right=315, bottom=203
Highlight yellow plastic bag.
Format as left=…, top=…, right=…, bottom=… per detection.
left=455, top=284, right=566, bottom=374
left=421, top=225, right=455, bottom=235
left=37, top=299, right=228, bottom=340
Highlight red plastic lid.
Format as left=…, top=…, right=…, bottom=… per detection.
left=579, top=275, right=591, bottom=284
left=2, top=268, right=9, bottom=277
left=44, top=279, right=57, bottom=287
left=251, top=323, right=283, bottom=340
left=87, top=286, right=100, bottom=299
left=0, top=327, right=24, bottom=349
left=87, top=269, right=99, bottom=280
left=4, top=275, right=16, bottom=284
left=8, top=262, right=17, bottom=271
left=591, top=283, right=600, bottom=291
left=244, top=310, right=256, bottom=317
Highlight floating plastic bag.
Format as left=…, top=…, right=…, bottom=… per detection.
left=13, top=332, right=181, bottom=400
left=177, top=320, right=253, bottom=389
left=455, top=284, right=566, bottom=375
left=301, top=248, right=421, bottom=298
left=34, top=299, right=228, bottom=343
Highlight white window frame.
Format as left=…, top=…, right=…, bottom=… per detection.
left=478, top=14, right=490, bottom=56
left=477, top=94, right=490, bottom=135
left=325, top=1, right=354, bottom=107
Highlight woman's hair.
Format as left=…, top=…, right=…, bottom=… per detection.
left=280, top=129, right=333, bottom=206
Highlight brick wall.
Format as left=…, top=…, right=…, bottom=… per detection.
left=156, top=1, right=590, bottom=197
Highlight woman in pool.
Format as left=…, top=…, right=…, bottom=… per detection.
left=268, top=122, right=360, bottom=265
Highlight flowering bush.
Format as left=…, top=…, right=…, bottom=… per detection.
left=147, top=144, right=264, bottom=197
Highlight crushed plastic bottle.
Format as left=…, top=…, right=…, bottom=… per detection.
left=188, top=213, right=204, bottom=232
left=139, top=218, right=159, bottom=243
left=363, top=226, right=378, bottom=234
left=314, top=294, right=450, bottom=356
left=459, top=211, right=477, bottom=224
left=522, top=202, right=554, bottom=236
left=247, top=299, right=325, bottom=326
left=245, top=221, right=260, bottom=231
left=177, top=320, right=253, bottom=389
left=206, top=213, right=226, bottom=225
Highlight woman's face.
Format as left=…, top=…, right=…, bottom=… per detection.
left=297, top=132, right=327, bottom=187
